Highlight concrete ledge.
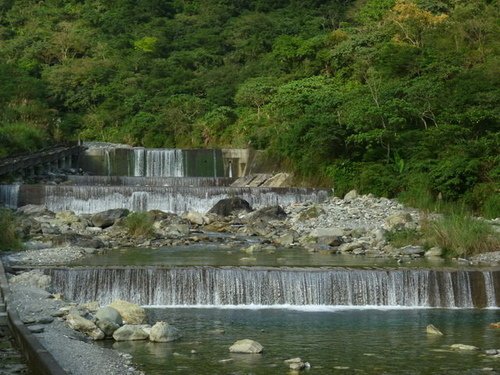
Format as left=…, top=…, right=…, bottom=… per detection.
left=0, top=261, right=67, bottom=375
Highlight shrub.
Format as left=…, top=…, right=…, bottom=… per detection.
left=422, top=213, right=500, bottom=258
left=0, top=209, right=22, bottom=251
left=124, top=212, right=155, bottom=238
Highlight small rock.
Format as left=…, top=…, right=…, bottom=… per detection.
left=229, top=339, right=263, bottom=354
left=27, top=325, right=45, bottom=333
left=37, top=317, right=55, bottom=324
left=451, top=344, right=479, bottom=351
left=484, top=349, right=498, bottom=356
left=426, top=324, right=443, bottom=336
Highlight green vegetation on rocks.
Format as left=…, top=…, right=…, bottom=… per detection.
left=124, top=212, right=155, bottom=238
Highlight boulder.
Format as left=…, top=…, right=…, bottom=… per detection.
left=91, top=209, right=129, bottom=228
left=149, top=321, right=181, bottom=342
left=185, top=212, right=209, bottom=226
left=275, top=232, right=295, bottom=247
left=426, top=324, right=443, bottom=336
left=96, top=319, right=120, bottom=337
left=229, top=339, right=263, bottom=354
left=9, top=270, right=51, bottom=290
left=384, top=212, right=413, bottom=230
left=52, top=233, right=104, bottom=249
left=246, top=206, right=287, bottom=222
left=298, top=205, right=324, bottom=220
left=96, top=306, right=123, bottom=326
left=208, top=198, right=252, bottom=217
left=109, top=300, right=146, bottom=324
left=343, top=190, right=358, bottom=202
left=113, top=324, right=150, bottom=341
left=425, top=247, right=443, bottom=257
left=400, top=245, right=425, bottom=256
left=66, top=314, right=105, bottom=340
left=55, top=211, right=80, bottom=225
left=17, top=205, right=54, bottom=217
left=451, top=344, right=479, bottom=351
left=310, top=227, right=344, bottom=246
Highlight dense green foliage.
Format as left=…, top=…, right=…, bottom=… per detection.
left=0, top=0, right=498, bottom=214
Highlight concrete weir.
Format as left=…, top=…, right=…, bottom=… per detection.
left=0, top=261, right=66, bottom=375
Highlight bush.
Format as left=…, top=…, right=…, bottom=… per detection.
left=422, top=213, right=500, bottom=258
left=327, top=161, right=401, bottom=198
left=0, top=209, right=22, bottom=251
left=124, top=212, right=155, bottom=238
left=0, top=123, right=47, bottom=158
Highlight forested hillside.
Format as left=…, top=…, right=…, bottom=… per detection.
left=0, top=0, right=498, bottom=214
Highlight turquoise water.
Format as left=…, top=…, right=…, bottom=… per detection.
left=100, top=308, right=500, bottom=375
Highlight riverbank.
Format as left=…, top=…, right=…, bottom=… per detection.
left=7, top=283, right=143, bottom=375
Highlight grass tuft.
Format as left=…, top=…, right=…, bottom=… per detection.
left=124, top=212, right=155, bottom=238
left=422, top=213, right=499, bottom=258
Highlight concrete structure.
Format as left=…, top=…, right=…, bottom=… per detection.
left=0, top=144, right=84, bottom=178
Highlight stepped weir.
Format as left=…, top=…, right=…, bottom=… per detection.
left=46, top=267, right=499, bottom=308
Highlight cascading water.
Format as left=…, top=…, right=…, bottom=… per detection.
left=66, top=176, right=234, bottom=187
left=16, top=185, right=327, bottom=214
left=0, top=184, right=20, bottom=209
left=45, top=267, right=499, bottom=308
left=133, top=149, right=184, bottom=177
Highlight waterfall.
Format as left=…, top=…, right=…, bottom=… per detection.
left=484, top=271, right=497, bottom=307
left=104, top=149, right=112, bottom=176
left=133, top=149, right=184, bottom=177
left=22, top=185, right=327, bottom=214
left=45, top=267, right=499, bottom=308
left=133, top=148, right=145, bottom=177
left=66, top=176, right=235, bottom=187
left=0, top=185, right=20, bottom=209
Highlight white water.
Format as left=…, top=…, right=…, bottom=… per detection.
left=40, top=185, right=327, bottom=214
left=46, top=267, right=498, bottom=308
left=0, top=184, right=19, bottom=209
left=133, top=148, right=184, bottom=177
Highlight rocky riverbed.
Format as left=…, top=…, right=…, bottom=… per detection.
left=4, top=191, right=499, bottom=268
left=2, top=190, right=499, bottom=374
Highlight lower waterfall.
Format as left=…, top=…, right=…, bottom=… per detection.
left=11, top=185, right=327, bottom=214
left=45, top=267, right=499, bottom=308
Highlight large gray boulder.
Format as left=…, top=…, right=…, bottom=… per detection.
left=149, top=321, right=181, bottom=342
left=96, top=319, right=120, bottom=337
left=91, top=209, right=129, bottom=228
left=229, top=339, right=263, bottom=354
left=246, top=206, right=287, bottom=222
left=113, top=324, right=150, bottom=341
left=96, top=306, right=123, bottom=326
left=208, top=198, right=252, bottom=217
